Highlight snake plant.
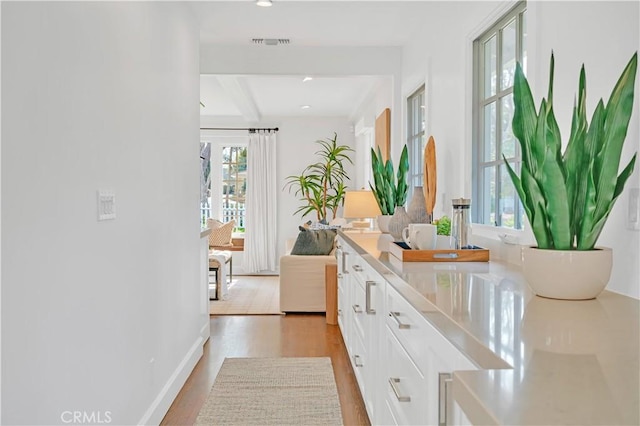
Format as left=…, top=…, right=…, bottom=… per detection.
left=505, top=52, right=637, bottom=250
left=369, top=145, right=409, bottom=215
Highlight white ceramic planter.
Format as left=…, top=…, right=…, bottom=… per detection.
left=522, top=246, right=613, bottom=300
left=376, top=214, right=392, bottom=233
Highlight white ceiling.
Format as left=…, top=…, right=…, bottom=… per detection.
left=195, top=1, right=435, bottom=119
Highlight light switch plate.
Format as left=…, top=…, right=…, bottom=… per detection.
left=98, top=190, right=116, bottom=221
left=629, top=188, right=639, bottom=231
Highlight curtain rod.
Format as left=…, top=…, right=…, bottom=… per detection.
left=200, top=127, right=279, bottom=133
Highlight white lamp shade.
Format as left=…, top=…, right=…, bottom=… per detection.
left=343, top=190, right=381, bottom=219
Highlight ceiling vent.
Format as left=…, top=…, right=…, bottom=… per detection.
left=252, top=38, right=290, bottom=46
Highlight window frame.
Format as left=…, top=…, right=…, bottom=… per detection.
left=472, top=1, right=527, bottom=229
left=200, top=133, right=248, bottom=234
left=221, top=145, right=247, bottom=231
left=406, top=85, right=426, bottom=199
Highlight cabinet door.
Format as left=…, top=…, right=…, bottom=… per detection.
left=385, top=284, right=477, bottom=425
left=382, top=325, right=428, bottom=425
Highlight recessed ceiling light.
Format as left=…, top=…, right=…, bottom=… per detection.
left=256, top=0, right=273, bottom=7
left=302, top=76, right=313, bottom=82
left=301, top=105, right=311, bottom=110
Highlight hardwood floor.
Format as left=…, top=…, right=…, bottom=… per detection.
left=161, top=314, right=370, bottom=426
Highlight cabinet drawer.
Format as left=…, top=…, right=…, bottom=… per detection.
left=350, top=331, right=368, bottom=399
left=383, top=325, right=428, bottom=425
left=385, top=285, right=433, bottom=375
left=351, top=278, right=367, bottom=341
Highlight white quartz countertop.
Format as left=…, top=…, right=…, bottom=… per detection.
left=338, top=231, right=640, bottom=425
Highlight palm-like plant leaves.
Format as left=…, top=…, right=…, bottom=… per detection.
left=284, top=133, right=354, bottom=221
left=507, top=52, right=637, bottom=250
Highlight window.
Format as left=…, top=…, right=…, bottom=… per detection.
left=200, top=139, right=247, bottom=232
left=221, top=146, right=247, bottom=231
left=472, top=2, right=526, bottom=229
left=407, top=85, right=426, bottom=195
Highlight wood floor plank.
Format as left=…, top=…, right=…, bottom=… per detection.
left=161, top=314, right=370, bottom=426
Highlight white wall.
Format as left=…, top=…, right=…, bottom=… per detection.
left=352, top=79, right=393, bottom=189
left=398, top=1, right=640, bottom=298
left=1, top=3, right=202, bottom=424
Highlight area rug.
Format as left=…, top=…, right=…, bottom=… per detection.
left=195, top=357, right=343, bottom=426
left=210, top=276, right=281, bottom=315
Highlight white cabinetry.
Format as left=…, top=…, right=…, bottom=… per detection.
left=337, top=235, right=476, bottom=426
left=384, top=284, right=475, bottom=426
left=337, top=236, right=384, bottom=423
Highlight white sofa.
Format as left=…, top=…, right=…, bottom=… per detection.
left=279, top=239, right=337, bottom=312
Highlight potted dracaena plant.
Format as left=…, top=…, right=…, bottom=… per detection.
left=369, top=144, right=409, bottom=239
left=505, top=52, right=637, bottom=300
left=284, top=133, right=354, bottom=223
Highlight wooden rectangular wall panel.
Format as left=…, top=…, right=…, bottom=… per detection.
left=375, top=108, right=391, bottom=161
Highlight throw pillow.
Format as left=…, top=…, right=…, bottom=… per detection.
left=290, top=227, right=337, bottom=255
left=208, top=219, right=235, bottom=247
left=207, top=218, right=224, bottom=230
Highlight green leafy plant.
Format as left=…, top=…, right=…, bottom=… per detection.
left=284, top=133, right=354, bottom=222
left=369, top=145, right=410, bottom=215
left=434, top=216, right=451, bottom=236
left=505, top=52, right=637, bottom=250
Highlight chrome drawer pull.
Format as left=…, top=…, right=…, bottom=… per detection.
left=353, top=354, right=363, bottom=367
left=342, top=252, right=349, bottom=274
left=389, top=378, right=411, bottom=402
left=389, top=311, right=410, bottom=329
left=337, top=273, right=343, bottom=279
left=365, top=281, right=376, bottom=314
left=352, top=304, right=363, bottom=314
left=352, top=264, right=364, bottom=272
left=439, top=372, right=452, bottom=426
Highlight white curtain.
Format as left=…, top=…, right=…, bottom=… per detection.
left=244, top=130, right=278, bottom=272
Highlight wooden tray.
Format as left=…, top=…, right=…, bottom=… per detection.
left=389, top=241, right=490, bottom=262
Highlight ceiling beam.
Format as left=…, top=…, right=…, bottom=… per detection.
left=215, top=76, right=261, bottom=122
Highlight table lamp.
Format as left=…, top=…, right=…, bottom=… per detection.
left=343, top=190, right=381, bottom=229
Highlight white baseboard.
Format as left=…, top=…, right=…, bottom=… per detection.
left=138, top=336, right=204, bottom=425
left=200, top=321, right=210, bottom=344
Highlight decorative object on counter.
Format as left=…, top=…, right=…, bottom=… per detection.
left=506, top=52, right=637, bottom=300
left=342, top=190, right=381, bottom=229
left=369, top=144, right=409, bottom=215
left=402, top=223, right=437, bottom=250
left=407, top=185, right=429, bottom=223
left=284, top=133, right=354, bottom=223
left=388, top=206, right=411, bottom=241
left=423, top=135, right=437, bottom=223
left=389, top=241, right=489, bottom=262
left=376, top=214, right=392, bottom=233
left=451, top=198, right=471, bottom=249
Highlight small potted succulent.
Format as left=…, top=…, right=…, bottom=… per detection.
left=505, top=52, right=637, bottom=299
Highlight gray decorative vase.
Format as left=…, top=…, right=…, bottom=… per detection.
left=388, top=206, right=410, bottom=241
left=407, top=186, right=430, bottom=223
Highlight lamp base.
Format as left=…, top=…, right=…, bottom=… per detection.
left=351, top=220, right=371, bottom=229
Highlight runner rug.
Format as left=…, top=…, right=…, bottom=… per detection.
left=195, top=357, right=343, bottom=426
